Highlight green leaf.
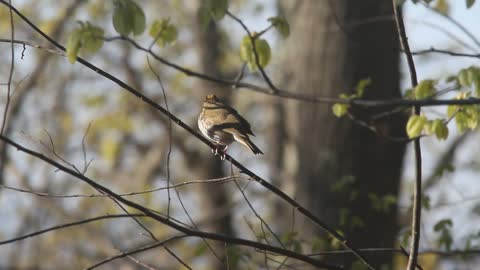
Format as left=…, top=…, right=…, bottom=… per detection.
left=267, top=16, right=290, bottom=38
left=404, top=88, right=414, bottom=99
left=432, top=119, right=449, bottom=140
left=467, top=0, right=476, bottom=8
left=239, top=35, right=271, bottom=71
left=81, top=22, right=104, bottom=53
left=458, top=69, right=471, bottom=87
left=355, top=78, right=371, bottom=97
left=332, top=103, right=349, bottom=117
left=113, top=0, right=130, bottom=35
left=198, top=0, right=228, bottom=27
left=447, top=105, right=458, bottom=118
left=113, top=0, right=145, bottom=36
left=209, top=0, right=228, bottom=20
left=66, top=28, right=82, bottom=64
left=434, top=0, right=450, bottom=15
left=434, top=219, right=453, bottom=251
left=149, top=18, right=178, bottom=47
left=406, top=115, right=426, bottom=138
left=434, top=219, right=453, bottom=231
left=130, top=0, right=146, bottom=35
left=414, top=79, right=435, bottom=99
left=66, top=22, right=104, bottom=64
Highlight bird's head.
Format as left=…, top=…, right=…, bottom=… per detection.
left=204, top=94, right=218, bottom=102
left=203, top=94, right=226, bottom=109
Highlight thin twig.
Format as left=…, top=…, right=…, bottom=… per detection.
left=126, top=255, right=158, bottom=270
left=146, top=57, right=172, bottom=218
left=146, top=57, right=224, bottom=265
left=392, top=2, right=422, bottom=270
left=424, top=3, right=480, bottom=50
left=0, top=214, right=147, bottom=245
left=1, top=0, right=15, bottom=135
left=0, top=175, right=245, bottom=198
left=87, top=235, right=187, bottom=270
left=411, top=47, right=480, bottom=58
left=0, top=135, right=342, bottom=269
left=164, top=246, right=192, bottom=270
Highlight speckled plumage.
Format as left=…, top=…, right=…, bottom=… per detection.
left=198, top=94, right=263, bottom=156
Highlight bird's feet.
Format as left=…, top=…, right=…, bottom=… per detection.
left=211, top=145, right=228, bottom=160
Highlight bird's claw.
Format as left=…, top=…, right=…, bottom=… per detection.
left=212, top=145, right=227, bottom=160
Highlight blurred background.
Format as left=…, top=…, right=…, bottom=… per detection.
left=0, top=0, right=480, bottom=269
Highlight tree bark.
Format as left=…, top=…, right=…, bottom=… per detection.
left=279, top=0, right=406, bottom=267
left=192, top=18, right=234, bottom=270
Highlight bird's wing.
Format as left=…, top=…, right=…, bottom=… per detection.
left=222, top=107, right=255, bottom=136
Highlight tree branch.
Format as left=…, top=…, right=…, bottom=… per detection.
left=0, top=134, right=342, bottom=270
left=392, top=2, right=422, bottom=270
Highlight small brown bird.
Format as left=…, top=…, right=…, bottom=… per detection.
left=198, top=94, right=263, bottom=159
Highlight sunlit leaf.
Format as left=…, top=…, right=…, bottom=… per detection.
left=66, top=22, right=104, bottom=64
left=432, top=119, right=449, bottom=140
left=406, top=115, right=426, bottom=138
left=240, top=35, right=271, bottom=71
left=66, top=28, right=82, bottom=63
left=435, top=0, right=450, bottom=15
left=414, top=79, right=435, bottom=99
left=332, top=103, right=349, bottom=117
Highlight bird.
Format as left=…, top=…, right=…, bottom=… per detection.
left=198, top=94, right=263, bottom=159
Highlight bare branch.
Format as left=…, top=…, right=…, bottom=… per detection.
left=0, top=214, right=147, bottom=245
left=0, top=175, right=245, bottom=198
left=87, top=235, right=187, bottom=270
left=0, top=0, right=15, bottom=135
left=392, top=2, right=423, bottom=270
left=0, top=134, right=341, bottom=269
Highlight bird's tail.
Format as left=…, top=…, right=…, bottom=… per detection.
left=236, top=135, right=263, bottom=155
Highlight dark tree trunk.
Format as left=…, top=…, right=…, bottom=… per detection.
left=279, top=0, right=406, bottom=267
left=192, top=18, right=234, bottom=270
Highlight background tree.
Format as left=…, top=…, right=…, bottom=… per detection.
left=276, top=1, right=406, bottom=267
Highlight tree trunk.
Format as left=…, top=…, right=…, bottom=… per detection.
left=192, top=18, right=234, bottom=270
left=279, top=0, right=406, bottom=267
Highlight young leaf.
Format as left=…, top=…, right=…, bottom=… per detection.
left=355, top=78, right=371, bottom=97
left=209, top=0, right=228, bottom=20
left=130, top=0, right=146, bottom=35
left=149, top=19, right=178, bottom=47
left=81, top=22, right=104, bottom=54
left=267, top=16, right=290, bottom=38
left=66, top=22, right=104, bottom=64
left=414, top=79, right=435, bottom=99
left=458, top=68, right=471, bottom=87
left=112, top=0, right=145, bottom=36
left=432, top=119, right=449, bottom=140
left=198, top=0, right=229, bottom=27
left=332, top=103, right=349, bottom=117
left=113, top=0, right=130, bottom=35
left=435, top=0, right=450, bottom=15
left=66, top=28, right=82, bottom=64
left=239, top=35, right=272, bottom=71
left=406, top=115, right=426, bottom=138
